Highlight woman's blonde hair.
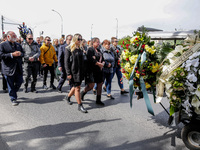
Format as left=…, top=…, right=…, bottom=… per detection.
left=53, top=39, right=58, bottom=45
left=68, top=33, right=83, bottom=52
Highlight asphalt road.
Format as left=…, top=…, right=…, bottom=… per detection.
left=0, top=75, right=188, bottom=150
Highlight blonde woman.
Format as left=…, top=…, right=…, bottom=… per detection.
left=53, top=39, right=59, bottom=56
left=64, top=33, right=87, bottom=113
left=59, top=38, right=64, bottom=45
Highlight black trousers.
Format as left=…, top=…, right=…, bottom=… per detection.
left=24, top=62, right=39, bottom=90
left=43, top=65, right=55, bottom=85
left=57, top=68, right=66, bottom=90
left=2, top=74, right=7, bottom=90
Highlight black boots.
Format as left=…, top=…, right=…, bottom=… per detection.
left=96, top=95, right=104, bottom=106
left=78, top=103, right=88, bottom=113
left=63, top=95, right=73, bottom=105
left=81, top=91, right=87, bottom=101
left=24, top=87, right=28, bottom=93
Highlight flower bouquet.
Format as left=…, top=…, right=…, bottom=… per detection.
left=120, top=29, right=159, bottom=115
left=157, top=41, right=200, bottom=120
left=18, top=22, right=32, bottom=40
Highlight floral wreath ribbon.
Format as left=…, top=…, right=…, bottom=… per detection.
left=129, top=51, right=155, bottom=116
left=156, top=43, right=200, bottom=103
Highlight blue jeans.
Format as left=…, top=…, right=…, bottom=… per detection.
left=103, top=72, right=113, bottom=94
left=105, top=67, right=124, bottom=89
left=4, top=71, right=23, bottom=101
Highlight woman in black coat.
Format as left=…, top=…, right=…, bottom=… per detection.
left=81, top=37, right=106, bottom=106
left=64, top=33, right=87, bottom=113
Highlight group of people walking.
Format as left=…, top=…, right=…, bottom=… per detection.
left=0, top=31, right=128, bottom=113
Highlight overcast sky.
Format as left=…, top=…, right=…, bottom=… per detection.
left=0, top=0, right=200, bottom=41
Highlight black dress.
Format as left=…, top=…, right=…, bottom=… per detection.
left=86, top=46, right=104, bottom=83
left=65, top=47, right=84, bottom=87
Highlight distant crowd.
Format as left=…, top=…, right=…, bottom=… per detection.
left=0, top=31, right=128, bottom=113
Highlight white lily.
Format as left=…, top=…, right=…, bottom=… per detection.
left=185, top=80, right=196, bottom=92
left=194, top=108, right=200, bottom=114
left=195, top=84, right=200, bottom=98
left=191, top=58, right=199, bottom=67
left=181, top=62, right=185, bottom=68
left=162, top=65, right=169, bottom=72
left=191, top=95, right=200, bottom=109
left=193, top=68, right=197, bottom=73
left=166, top=52, right=176, bottom=64
left=182, top=99, right=192, bottom=112
left=189, top=51, right=200, bottom=59
left=187, top=73, right=197, bottom=82
left=185, top=60, right=192, bottom=71
left=165, top=83, right=171, bottom=90
left=174, top=45, right=184, bottom=54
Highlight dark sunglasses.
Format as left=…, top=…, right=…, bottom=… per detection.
left=78, top=38, right=82, bottom=41
left=28, top=38, right=33, bottom=40
left=47, top=39, right=51, bottom=41
left=114, top=41, right=118, bottom=42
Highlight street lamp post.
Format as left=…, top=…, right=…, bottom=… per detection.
left=91, top=24, right=93, bottom=39
left=116, top=18, right=118, bottom=39
left=52, top=9, right=63, bottom=37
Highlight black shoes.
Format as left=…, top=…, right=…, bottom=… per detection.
left=96, top=101, right=105, bottom=106
left=96, top=95, right=105, bottom=106
left=135, top=91, right=143, bottom=100
left=81, top=91, right=87, bottom=101
left=93, top=89, right=96, bottom=95
left=103, top=86, right=106, bottom=92
left=57, top=88, right=62, bottom=93
left=50, top=84, right=56, bottom=89
left=78, top=104, right=88, bottom=113
left=63, top=96, right=73, bottom=105
left=24, top=88, right=28, bottom=93
left=31, top=89, right=38, bottom=93
left=121, top=90, right=129, bottom=95
left=43, top=85, right=48, bottom=90
left=3, top=89, right=8, bottom=93
left=107, top=95, right=115, bottom=99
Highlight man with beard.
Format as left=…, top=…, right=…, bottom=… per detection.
left=0, top=31, right=24, bottom=106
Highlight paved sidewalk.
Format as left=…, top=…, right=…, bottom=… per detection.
left=0, top=135, right=10, bottom=150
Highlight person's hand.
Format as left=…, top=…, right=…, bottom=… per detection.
left=67, top=75, right=72, bottom=79
left=29, top=57, right=34, bottom=62
left=43, top=64, right=47, bottom=68
left=12, top=51, right=21, bottom=57
left=108, top=63, right=111, bottom=68
left=58, top=67, right=62, bottom=71
left=98, top=62, right=104, bottom=69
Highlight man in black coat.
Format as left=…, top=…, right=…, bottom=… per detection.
left=0, top=31, right=24, bottom=106
left=57, top=35, right=72, bottom=92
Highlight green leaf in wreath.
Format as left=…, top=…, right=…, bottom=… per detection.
left=174, top=52, right=181, bottom=57
left=169, top=105, right=175, bottom=116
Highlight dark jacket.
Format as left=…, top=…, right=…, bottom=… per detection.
left=0, top=41, right=24, bottom=76
left=58, top=43, right=68, bottom=69
left=87, top=46, right=104, bottom=73
left=110, top=45, right=121, bottom=68
left=22, top=41, right=41, bottom=62
left=65, top=47, right=84, bottom=82
left=103, top=49, right=115, bottom=73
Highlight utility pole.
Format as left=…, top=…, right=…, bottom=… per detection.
left=1, top=15, right=4, bottom=36
left=1, top=15, right=22, bottom=37
left=116, top=18, right=118, bottom=39
left=91, top=24, right=93, bottom=39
